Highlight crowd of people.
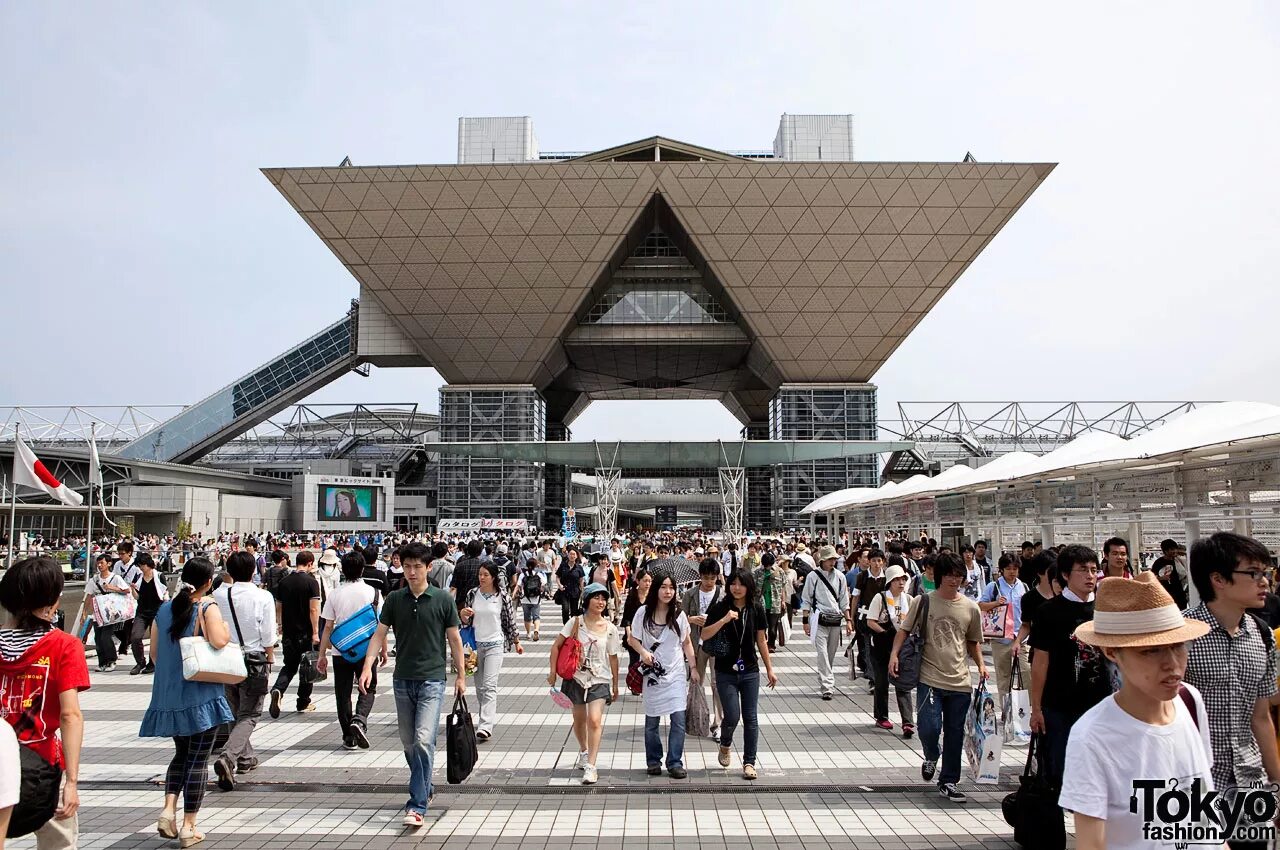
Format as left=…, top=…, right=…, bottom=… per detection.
left=1, top=525, right=1279, bottom=849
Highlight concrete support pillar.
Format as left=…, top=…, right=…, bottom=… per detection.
left=1127, top=521, right=1143, bottom=567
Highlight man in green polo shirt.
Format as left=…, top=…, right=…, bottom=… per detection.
left=361, top=541, right=465, bottom=828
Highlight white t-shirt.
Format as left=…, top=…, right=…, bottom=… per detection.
left=697, top=588, right=718, bottom=615
left=470, top=590, right=504, bottom=645
left=1059, top=685, right=1214, bottom=850
left=321, top=580, right=377, bottom=648
left=0, top=720, right=17, bottom=808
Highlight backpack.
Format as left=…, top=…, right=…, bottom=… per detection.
left=522, top=570, right=543, bottom=600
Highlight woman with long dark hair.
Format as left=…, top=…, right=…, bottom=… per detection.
left=627, top=572, right=697, bottom=778
left=699, top=568, right=779, bottom=780
left=460, top=562, right=524, bottom=741
left=621, top=569, right=652, bottom=689
left=140, top=557, right=235, bottom=847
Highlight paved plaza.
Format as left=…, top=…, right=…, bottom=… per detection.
left=15, top=604, right=1059, bottom=849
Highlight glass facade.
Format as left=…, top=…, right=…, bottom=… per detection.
left=119, top=314, right=356, bottom=463
left=584, top=282, right=732, bottom=325
left=438, top=388, right=546, bottom=525
left=769, top=386, right=878, bottom=528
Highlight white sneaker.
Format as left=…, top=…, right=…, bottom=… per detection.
left=574, top=750, right=589, bottom=770
left=582, top=764, right=598, bottom=785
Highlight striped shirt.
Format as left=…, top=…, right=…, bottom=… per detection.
left=0, top=627, right=48, bottom=662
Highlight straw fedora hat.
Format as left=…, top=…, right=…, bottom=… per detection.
left=1073, top=571, right=1209, bottom=648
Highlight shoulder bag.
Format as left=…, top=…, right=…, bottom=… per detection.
left=701, top=606, right=734, bottom=659
left=812, top=571, right=846, bottom=627
left=6, top=744, right=60, bottom=838
left=332, top=602, right=379, bottom=663
left=555, top=616, right=584, bottom=680
left=180, top=601, right=248, bottom=685
left=226, top=586, right=270, bottom=696
left=889, top=592, right=929, bottom=690
left=1002, top=733, right=1065, bottom=849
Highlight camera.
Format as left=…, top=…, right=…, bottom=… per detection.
left=640, top=659, right=667, bottom=687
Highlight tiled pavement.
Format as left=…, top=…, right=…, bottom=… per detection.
left=15, top=605, right=1067, bottom=849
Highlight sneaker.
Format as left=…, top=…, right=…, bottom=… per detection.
left=236, top=758, right=259, bottom=774
left=902, top=723, right=915, bottom=739
left=350, top=722, right=370, bottom=750
left=142, top=662, right=155, bottom=674
left=876, top=719, right=893, bottom=730
left=297, top=702, right=316, bottom=713
left=821, top=692, right=833, bottom=701
left=668, top=766, right=688, bottom=779
left=742, top=764, right=757, bottom=780
left=582, top=764, right=598, bottom=785
left=129, top=663, right=144, bottom=675
left=213, top=754, right=236, bottom=791
left=647, top=765, right=662, bottom=776
left=939, top=783, right=967, bottom=804
left=921, top=758, right=938, bottom=782
left=718, top=746, right=731, bottom=767
left=269, top=689, right=282, bottom=719
left=709, top=725, right=719, bottom=740
left=575, top=751, right=589, bottom=770
left=342, top=738, right=358, bottom=751
left=866, top=681, right=874, bottom=695
left=402, top=810, right=425, bottom=828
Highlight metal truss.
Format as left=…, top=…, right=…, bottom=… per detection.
left=718, top=467, right=746, bottom=540
left=0, top=406, right=184, bottom=448
left=0, top=404, right=435, bottom=468
left=879, top=401, right=1213, bottom=481
left=593, top=441, right=623, bottom=540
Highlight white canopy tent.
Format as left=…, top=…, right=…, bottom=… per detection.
left=804, top=402, right=1280, bottom=556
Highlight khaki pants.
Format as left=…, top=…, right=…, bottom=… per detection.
left=991, top=640, right=1030, bottom=699
left=694, top=648, right=723, bottom=727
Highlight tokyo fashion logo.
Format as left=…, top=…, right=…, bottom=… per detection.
left=1131, top=779, right=1277, bottom=847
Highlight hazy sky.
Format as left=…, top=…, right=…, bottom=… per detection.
left=3, top=2, right=1278, bottom=441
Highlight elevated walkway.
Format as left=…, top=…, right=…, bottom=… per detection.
left=119, top=310, right=364, bottom=464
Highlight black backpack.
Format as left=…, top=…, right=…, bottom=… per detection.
left=522, top=570, right=542, bottom=599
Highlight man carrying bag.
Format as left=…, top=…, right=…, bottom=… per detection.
left=211, top=552, right=276, bottom=790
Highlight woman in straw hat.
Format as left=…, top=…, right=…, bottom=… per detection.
left=1059, top=571, right=1215, bottom=850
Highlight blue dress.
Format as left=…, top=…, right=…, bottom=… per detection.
left=139, top=600, right=234, bottom=738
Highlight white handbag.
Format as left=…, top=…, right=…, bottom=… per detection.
left=179, top=602, right=248, bottom=685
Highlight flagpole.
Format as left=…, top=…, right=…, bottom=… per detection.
left=86, top=422, right=94, bottom=577
left=8, top=425, right=19, bottom=569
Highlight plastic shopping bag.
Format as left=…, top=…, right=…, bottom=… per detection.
left=965, top=680, right=1003, bottom=784
left=686, top=679, right=710, bottom=738
left=1003, top=654, right=1032, bottom=746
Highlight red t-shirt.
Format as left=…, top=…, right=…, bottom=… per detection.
left=0, top=629, right=91, bottom=768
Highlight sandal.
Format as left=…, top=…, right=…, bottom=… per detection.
left=157, top=814, right=178, bottom=839
left=179, top=829, right=205, bottom=848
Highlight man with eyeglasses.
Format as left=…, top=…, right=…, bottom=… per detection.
left=1028, top=544, right=1112, bottom=792
left=1182, top=532, right=1280, bottom=850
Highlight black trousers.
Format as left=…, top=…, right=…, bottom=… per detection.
left=130, top=609, right=159, bottom=665
left=765, top=612, right=785, bottom=650
left=271, top=635, right=314, bottom=708
left=333, top=655, right=376, bottom=738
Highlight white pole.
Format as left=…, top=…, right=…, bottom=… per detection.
left=7, top=425, right=19, bottom=569
left=86, top=422, right=94, bottom=575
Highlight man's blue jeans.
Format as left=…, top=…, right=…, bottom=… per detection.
left=916, top=682, right=971, bottom=786
left=644, top=710, right=687, bottom=770
left=393, top=678, right=446, bottom=815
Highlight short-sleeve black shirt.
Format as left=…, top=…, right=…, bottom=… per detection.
left=277, top=570, right=321, bottom=642
left=1029, top=595, right=1111, bottom=718
left=703, top=599, right=768, bottom=674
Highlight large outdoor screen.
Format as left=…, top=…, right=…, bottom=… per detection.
left=317, top=484, right=378, bottom=523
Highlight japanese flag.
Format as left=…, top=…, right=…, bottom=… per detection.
left=13, top=435, right=83, bottom=506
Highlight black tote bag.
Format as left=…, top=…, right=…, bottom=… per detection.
left=1002, top=733, right=1066, bottom=849
left=446, top=694, right=478, bottom=784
